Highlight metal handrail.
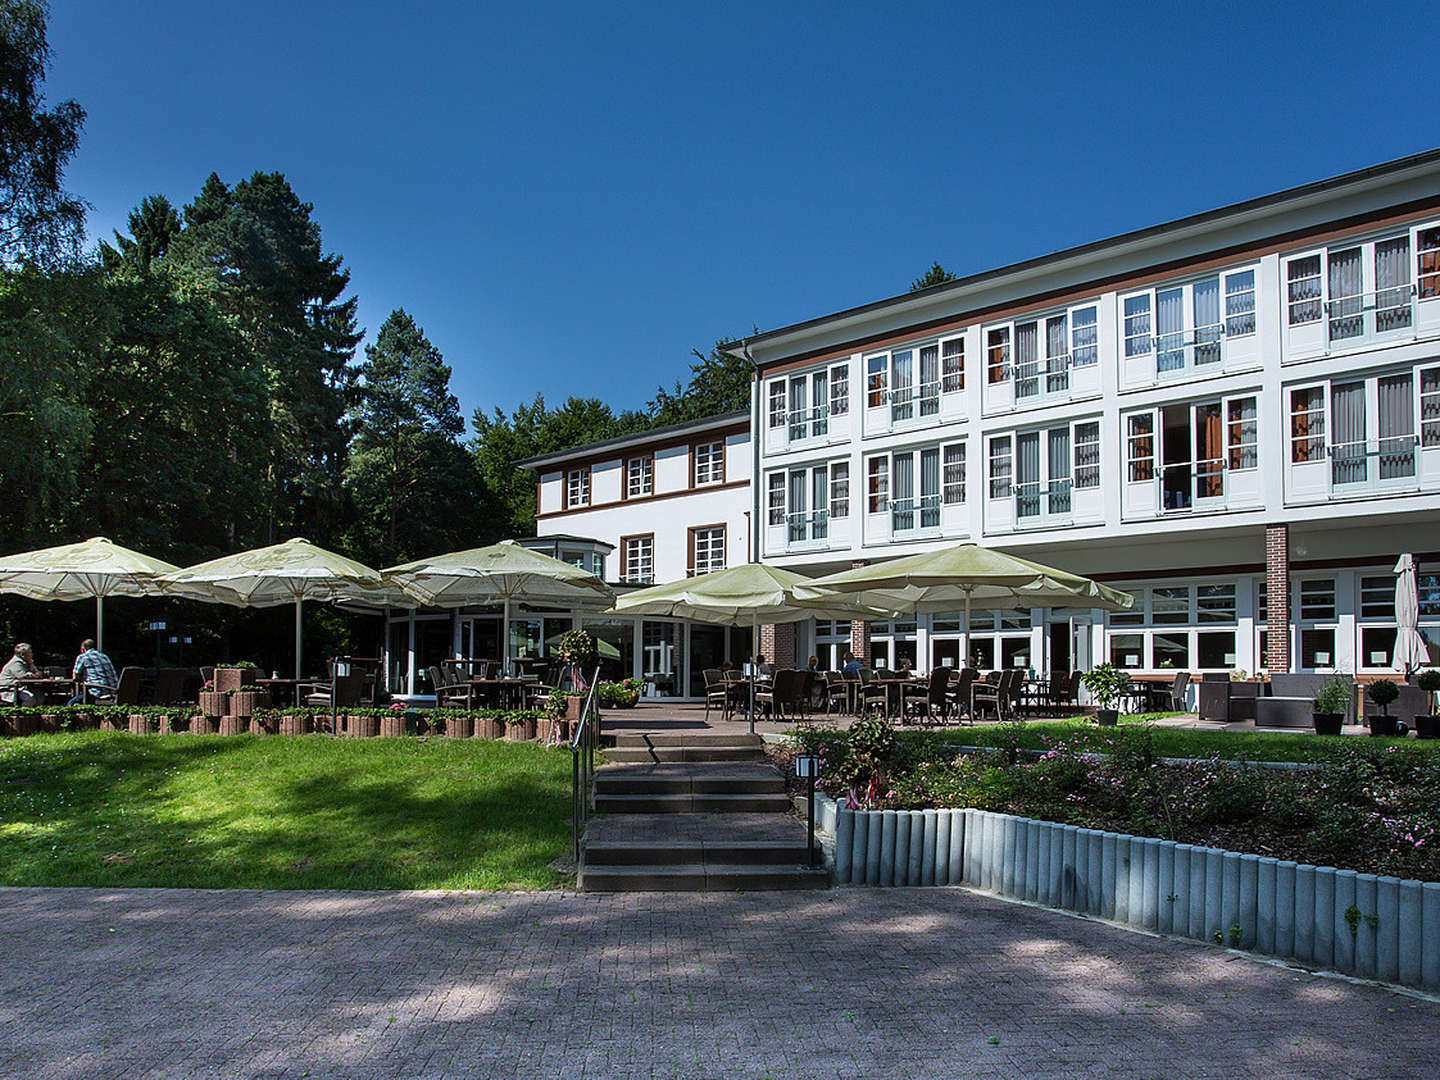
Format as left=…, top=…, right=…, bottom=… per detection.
left=569, top=665, right=603, bottom=864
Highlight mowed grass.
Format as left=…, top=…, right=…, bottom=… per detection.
left=0, top=732, right=572, bottom=890
left=936, top=714, right=1433, bottom=763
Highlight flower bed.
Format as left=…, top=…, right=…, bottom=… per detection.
left=790, top=722, right=1440, bottom=882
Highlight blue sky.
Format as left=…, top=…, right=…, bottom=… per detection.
left=47, top=1, right=1440, bottom=428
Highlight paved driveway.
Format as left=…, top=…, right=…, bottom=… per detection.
left=2, top=886, right=1436, bottom=1079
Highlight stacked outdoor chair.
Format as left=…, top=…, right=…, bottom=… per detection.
left=946, top=669, right=977, bottom=723
left=904, top=667, right=954, bottom=723
left=971, top=669, right=1019, bottom=723
left=755, top=669, right=797, bottom=720
left=428, top=665, right=470, bottom=709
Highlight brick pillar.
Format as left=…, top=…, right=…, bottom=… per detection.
left=849, top=559, right=871, bottom=662
left=767, top=623, right=796, bottom=668
left=758, top=623, right=776, bottom=663
left=1265, top=524, right=1291, bottom=675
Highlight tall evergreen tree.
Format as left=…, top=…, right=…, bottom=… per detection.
left=0, top=0, right=85, bottom=268
left=910, top=261, right=957, bottom=291
left=100, top=194, right=180, bottom=274
left=648, top=340, right=752, bottom=426
left=346, top=309, right=478, bottom=565
left=165, top=171, right=362, bottom=545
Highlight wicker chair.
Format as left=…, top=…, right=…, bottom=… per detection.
left=905, top=667, right=954, bottom=723
left=703, top=668, right=730, bottom=722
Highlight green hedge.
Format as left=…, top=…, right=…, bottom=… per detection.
left=3, top=703, right=546, bottom=730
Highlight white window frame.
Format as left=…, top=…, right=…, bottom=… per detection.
left=623, top=536, right=653, bottom=585
left=983, top=301, right=1098, bottom=403
left=693, top=440, right=725, bottom=486
left=690, top=526, right=726, bottom=576
left=565, top=467, right=590, bottom=508
left=1120, top=265, right=1258, bottom=379
left=1283, top=225, right=1432, bottom=352
left=625, top=455, right=652, bottom=499
left=767, top=380, right=786, bottom=430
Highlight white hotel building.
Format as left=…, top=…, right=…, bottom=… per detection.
left=521, top=151, right=1440, bottom=699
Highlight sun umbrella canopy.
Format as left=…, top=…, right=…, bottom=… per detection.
left=791, top=543, right=1135, bottom=614
left=612, top=562, right=891, bottom=626
left=386, top=540, right=615, bottom=609
left=161, top=537, right=415, bottom=682
left=1393, top=554, right=1431, bottom=674
left=0, top=536, right=183, bottom=651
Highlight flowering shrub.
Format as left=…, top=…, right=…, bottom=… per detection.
left=796, top=724, right=1440, bottom=880
left=597, top=679, right=643, bottom=708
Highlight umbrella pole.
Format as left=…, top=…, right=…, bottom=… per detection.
left=295, top=598, right=303, bottom=684
left=749, top=612, right=758, bottom=736
left=963, top=590, right=971, bottom=672
left=96, top=595, right=104, bottom=654
left=503, top=598, right=510, bottom=678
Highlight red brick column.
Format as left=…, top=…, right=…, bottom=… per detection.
left=849, top=559, right=871, bottom=662
left=759, top=623, right=796, bottom=667
left=1265, top=524, right=1291, bottom=676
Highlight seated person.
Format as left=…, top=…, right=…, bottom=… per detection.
left=840, top=650, right=863, bottom=678
left=0, top=642, right=39, bottom=706
left=806, top=656, right=821, bottom=672
left=67, top=638, right=117, bottom=705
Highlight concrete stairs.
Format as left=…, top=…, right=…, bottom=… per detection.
left=578, top=733, right=828, bottom=892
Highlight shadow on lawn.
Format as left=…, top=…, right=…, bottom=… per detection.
left=0, top=733, right=570, bottom=890
left=1, top=885, right=1438, bottom=1080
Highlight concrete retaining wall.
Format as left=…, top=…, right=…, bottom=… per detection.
left=819, top=796, right=1440, bottom=991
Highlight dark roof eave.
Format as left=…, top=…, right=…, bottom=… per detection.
left=516, top=410, right=750, bottom=471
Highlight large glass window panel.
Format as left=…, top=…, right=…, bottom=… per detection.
left=919, top=448, right=941, bottom=528
left=1001, top=637, right=1032, bottom=670
left=830, top=462, right=849, bottom=519
left=1153, top=632, right=1189, bottom=669
left=1359, top=575, right=1394, bottom=619
left=987, top=328, right=1010, bottom=384
left=1197, top=631, right=1237, bottom=669
left=918, top=344, right=940, bottom=417
left=1330, top=381, right=1367, bottom=485
left=1328, top=246, right=1363, bottom=341
left=1194, top=402, right=1224, bottom=499
left=811, top=467, right=829, bottom=540
left=941, top=337, right=964, bottom=391
left=1015, top=431, right=1041, bottom=518
left=1047, top=427, right=1072, bottom=514
left=1044, top=314, right=1069, bottom=394
left=1290, top=387, right=1326, bottom=463
left=1361, top=626, right=1398, bottom=669
left=1197, top=584, right=1237, bottom=623
left=1109, top=590, right=1145, bottom=627
left=1123, top=294, right=1152, bottom=358
left=1300, top=579, right=1336, bottom=620
left=1014, top=322, right=1039, bottom=399
left=1375, top=236, right=1413, bottom=333
left=1110, top=633, right=1144, bottom=668
left=988, top=437, right=1012, bottom=499
left=788, top=378, right=808, bottom=441
left=1419, top=227, right=1440, bottom=300
left=942, top=443, right=966, bottom=505
left=998, top=609, right=1030, bottom=631
left=1300, top=628, right=1336, bottom=669
left=788, top=470, right=807, bottom=543
left=810, top=369, right=829, bottom=438
left=866, top=355, right=887, bottom=407
left=969, top=638, right=995, bottom=669
left=892, top=452, right=915, bottom=532
left=1128, top=413, right=1155, bottom=481
left=1227, top=397, right=1258, bottom=470
left=1377, top=373, right=1416, bottom=480
left=1192, top=276, right=1222, bottom=365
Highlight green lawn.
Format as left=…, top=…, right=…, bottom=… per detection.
left=937, top=714, right=1431, bottom=763
left=0, top=732, right=572, bottom=890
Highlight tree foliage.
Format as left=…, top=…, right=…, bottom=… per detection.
left=0, top=0, right=84, bottom=268
left=910, top=261, right=957, bottom=291
left=648, top=341, right=751, bottom=426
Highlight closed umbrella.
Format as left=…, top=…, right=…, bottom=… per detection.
left=161, top=538, right=413, bottom=681
left=793, top=542, right=1134, bottom=670
left=1393, top=554, right=1430, bottom=675
left=613, top=562, right=891, bottom=731
left=386, top=541, right=615, bottom=673
left=0, top=536, right=181, bottom=652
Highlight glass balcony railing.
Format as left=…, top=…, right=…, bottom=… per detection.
left=1014, top=481, right=1073, bottom=526
left=786, top=510, right=829, bottom=546
left=890, top=495, right=940, bottom=534
left=1326, top=285, right=1416, bottom=347
left=1014, top=353, right=1071, bottom=401
left=1329, top=437, right=1419, bottom=492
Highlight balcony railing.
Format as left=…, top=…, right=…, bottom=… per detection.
left=1325, top=285, right=1416, bottom=347
left=890, top=495, right=940, bottom=534
left=1014, top=353, right=1072, bottom=401
left=785, top=404, right=831, bottom=443
left=1014, top=481, right=1073, bottom=526
left=786, top=510, right=830, bottom=546
left=1328, top=436, right=1419, bottom=492
left=1157, top=459, right=1228, bottom=513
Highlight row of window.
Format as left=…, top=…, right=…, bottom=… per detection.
left=1288, top=365, right=1440, bottom=469
left=765, top=221, right=1440, bottom=450
left=566, top=439, right=728, bottom=509
left=619, top=525, right=728, bottom=585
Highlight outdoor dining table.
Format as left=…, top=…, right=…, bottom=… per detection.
left=465, top=677, right=526, bottom=710
left=13, top=676, right=76, bottom=704
left=872, top=675, right=919, bottom=719
left=255, top=677, right=301, bottom=707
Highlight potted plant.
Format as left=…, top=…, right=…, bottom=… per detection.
left=1312, top=675, right=1350, bottom=735
left=555, top=629, right=597, bottom=690
left=1080, top=663, right=1130, bottom=726
left=379, top=702, right=407, bottom=738
left=213, top=661, right=258, bottom=694
left=1367, top=678, right=1401, bottom=737
left=1415, top=670, right=1440, bottom=739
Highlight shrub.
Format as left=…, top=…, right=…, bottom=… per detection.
left=1367, top=679, right=1400, bottom=714
left=1314, top=675, right=1352, bottom=715
left=1080, top=663, right=1129, bottom=710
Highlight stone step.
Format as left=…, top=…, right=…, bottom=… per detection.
left=603, top=746, right=765, bottom=764
left=581, top=839, right=811, bottom=866
left=577, top=864, right=829, bottom=892
left=595, top=764, right=786, bottom=796
left=593, top=792, right=795, bottom=814
left=611, top=732, right=764, bottom=748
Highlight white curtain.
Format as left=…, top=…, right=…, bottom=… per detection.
left=1328, top=247, right=1363, bottom=339
left=1331, top=380, right=1366, bottom=485
left=1376, top=237, right=1413, bottom=332
left=1156, top=287, right=1185, bottom=371
left=1378, top=373, right=1416, bottom=479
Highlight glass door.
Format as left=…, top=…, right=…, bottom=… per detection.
left=1330, top=380, right=1367, bottom=487
left=810, top=465, right=829, bottom=540
left=1046, top=427, right=1071, bottom=516
left=788, top=469, right=807, bottom=544
left=1156, top=286, right=1186, bottom=373
left=891, top=452, right=915, bottom=532
left=1377, top=372, right=1417, bottom=482
left=1194, top=401, right=1224, bottom=502
left=1015, top=431, right=1042, bottom=520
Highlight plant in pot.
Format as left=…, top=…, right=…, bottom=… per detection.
left=278, top=707, right=314, bottom=737
left=555, top=629, right=597, bottom=691
left=1312, top=675, right=1350, bottom=735
left=213, top=661, right=258, bottom=694
left=1366, top=678, right=1402, bottom=737
left=1415, top=670, right=1440, bottom=739
left=1080, top=663, right=1129, bottom=726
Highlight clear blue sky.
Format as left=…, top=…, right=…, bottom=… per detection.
left=47, top=1, right=1440, bottom=429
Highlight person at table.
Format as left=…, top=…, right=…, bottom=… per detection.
left=840, top=651, right=862, bottom=678
left=806, top=656, right=821, bottom=672
left=0, top=642, right=40, bottom=706
left=67, top=638, right=117, bottom=704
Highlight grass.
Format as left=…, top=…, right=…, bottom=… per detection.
left=934, top=714, right=1433, bottom=763
left=0, top=732, right=571, bottom=890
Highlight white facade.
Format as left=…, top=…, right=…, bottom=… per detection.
left=744, top=151, right=1440, bottom=678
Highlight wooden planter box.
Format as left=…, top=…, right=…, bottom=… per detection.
left=39, top=712, right=62, bottom=733
left=214, top=667, right=257, bottom=693
left=2, top=711, right=37, bottom=737
left=347, top=713, right=380, bottom=738
left=445, top=714, right=474, bottom=738
left=379, top=713, right=406, bottom=738
left=190, top=715, right=218, bottom=735
left=278, top=712, right=313, bottom=737
left=198, top=691, right=228, bottom=718
left=505, top=716, right=538, bottom=741
left=127, top=713, right=151, bottom=736
left=217, top=714, right=249, bottom=736
left=228, top=690, right=269, bottom=718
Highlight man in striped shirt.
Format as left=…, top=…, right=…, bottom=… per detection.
left=68, top=638, right=118, bottom=704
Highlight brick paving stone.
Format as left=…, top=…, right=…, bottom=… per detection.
left=1, top=886, right=1438, bottom=1079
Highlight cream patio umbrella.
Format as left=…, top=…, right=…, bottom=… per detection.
left=160, top=537, right=414, bottom=681
left=612, top=562, right=894, bottom=731
left=792, top=542, right=1134, bottom=670
left=1392, top=554, right=1431, bottom=675
left=0, top=536, right=182, bottom=652
left=385, top=540, right=616, bottom=673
